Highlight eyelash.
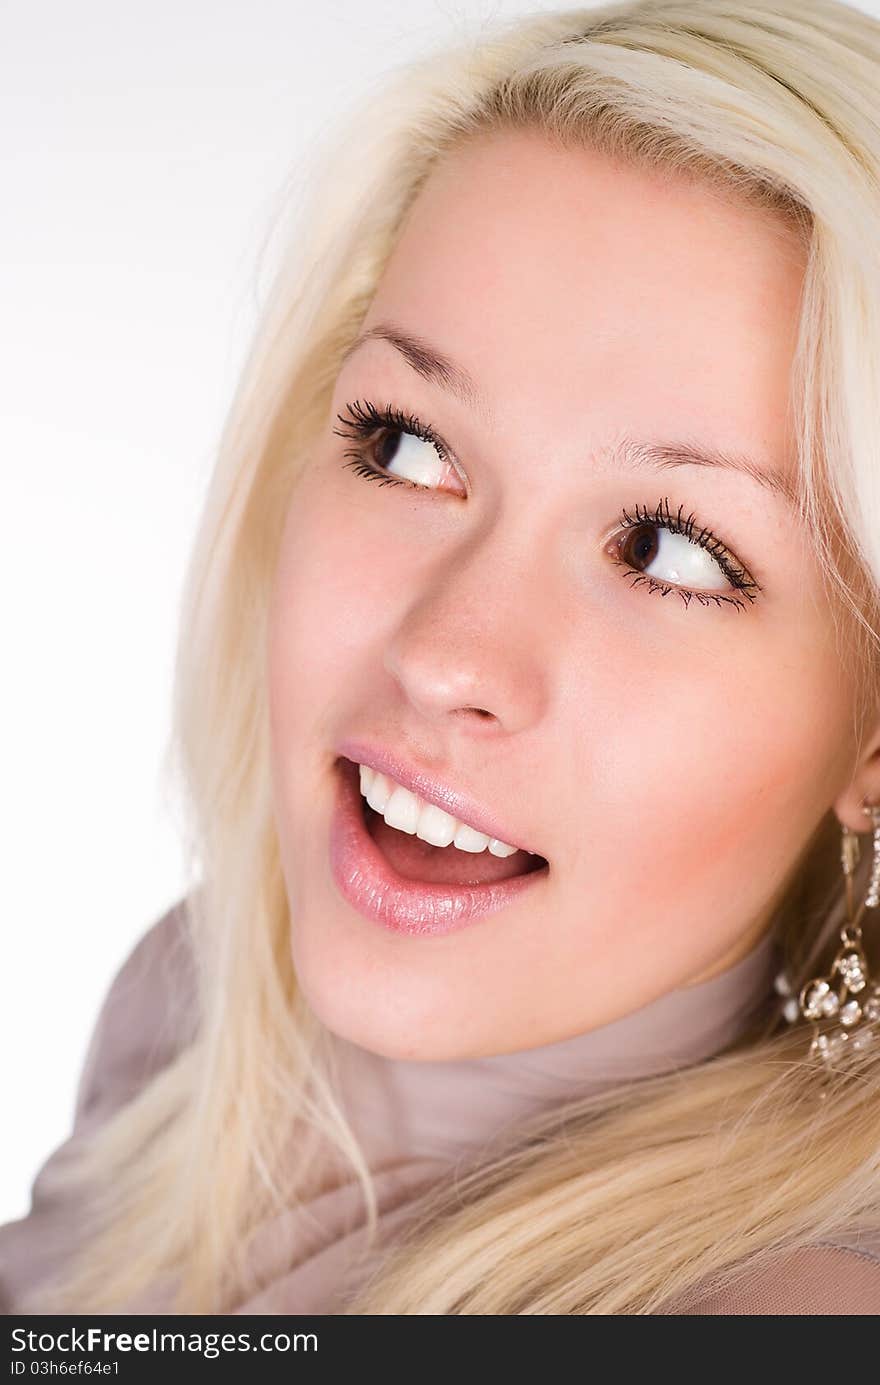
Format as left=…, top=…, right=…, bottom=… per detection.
left=332, top=399, right=762, bottom=613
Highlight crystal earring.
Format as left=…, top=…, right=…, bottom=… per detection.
left=775, top=803, right=880, bottom=1078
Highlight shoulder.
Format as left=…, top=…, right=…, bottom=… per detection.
left=0, top=896, right=198, bottom=1313
left=74, top=892, right=198, bottom=1128
left=669, top=1237, right=880, bottom=1315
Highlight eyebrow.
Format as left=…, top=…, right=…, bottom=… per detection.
left=340, top=322, right=800, bottom=510
left=340, top=322, right=487, bottom=413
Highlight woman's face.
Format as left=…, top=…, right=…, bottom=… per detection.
left=267, top=127, right=861, bottom=1060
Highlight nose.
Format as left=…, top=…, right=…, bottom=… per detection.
left=382, top=527, right=551, bottom=736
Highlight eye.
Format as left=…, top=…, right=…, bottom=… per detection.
left=333, top=400, right=762, bottom=614
left=607, top=499, right=762, bottom=612
left=333, top=399, right=465, bottom=494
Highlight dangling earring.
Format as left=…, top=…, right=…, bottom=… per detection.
left=775, top=803, right=880, bottom=1077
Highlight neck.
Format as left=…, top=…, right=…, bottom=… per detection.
left=323, top=927, right=781, bottom=1171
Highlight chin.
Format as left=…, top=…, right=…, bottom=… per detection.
left=290, top=947, right=481, bottom=1061
left=301, top=988, right=439, bottom=1059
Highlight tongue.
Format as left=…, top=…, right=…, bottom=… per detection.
left=367, top=807, right=539, bottom=885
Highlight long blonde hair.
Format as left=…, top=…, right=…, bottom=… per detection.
left=27, top=0, right=880, bottom=1314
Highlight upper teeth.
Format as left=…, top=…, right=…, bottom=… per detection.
left=359, top=764, right=521, bottom=857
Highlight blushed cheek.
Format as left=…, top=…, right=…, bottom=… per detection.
left=621, top=669, right=852, bottom=944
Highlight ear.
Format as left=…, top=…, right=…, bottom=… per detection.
left=833, top=708, right=880, bottom=833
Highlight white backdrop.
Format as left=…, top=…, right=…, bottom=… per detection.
left=3, top=0, right=879, bottom=1225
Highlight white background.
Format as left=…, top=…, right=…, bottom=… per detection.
left=3, top=0, right=879, bottom=1225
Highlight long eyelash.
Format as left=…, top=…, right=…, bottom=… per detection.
left=333, top=398, right=448, bottom=489
left=333, top=401, right=762, bottom=613
left=614, top=497, right=762, bottom=612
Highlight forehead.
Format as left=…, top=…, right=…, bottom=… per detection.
left=358, top=128, right=807, bottom=454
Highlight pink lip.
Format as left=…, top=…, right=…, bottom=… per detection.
left=329, top=757, right=549, bottom=937
left=334, top=736, right=542, bottom=856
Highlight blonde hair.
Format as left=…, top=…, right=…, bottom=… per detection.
left=26, top=0, right=880, bottom=1314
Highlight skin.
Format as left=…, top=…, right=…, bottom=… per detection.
left=266, top=127, right=880, bottom=1061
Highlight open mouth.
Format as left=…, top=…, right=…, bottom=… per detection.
left=357, top=772, right=549, bottom=887
left=330, top=756, right=550, bottom=935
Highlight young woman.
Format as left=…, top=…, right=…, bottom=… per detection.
left=4, top=0, right=880, bottom=1315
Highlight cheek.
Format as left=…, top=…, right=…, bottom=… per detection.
left=268, top=531, right=348, bottom=771
left=266, top=472, right=408, bottom=754
left=565, top=631, right=853, bottom=952
left=578, top=640, right=852, bottom=934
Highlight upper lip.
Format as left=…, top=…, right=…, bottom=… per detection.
left=335, top=737, right=545, bottom=859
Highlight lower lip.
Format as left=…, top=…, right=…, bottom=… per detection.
left=328, top=757, right=549, bottom=937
